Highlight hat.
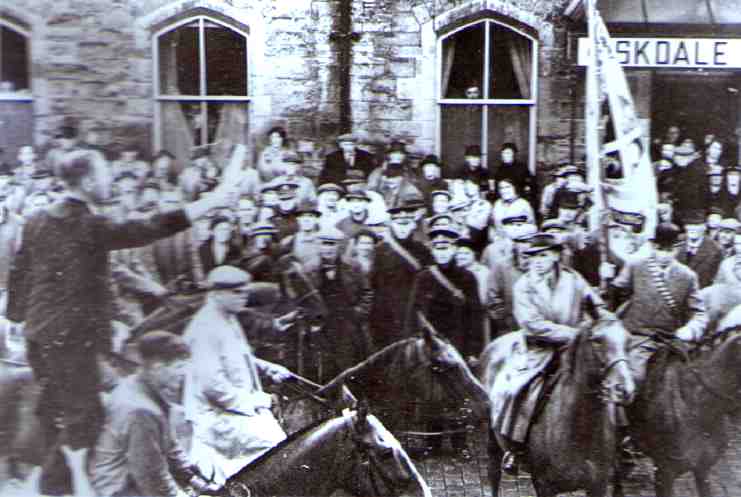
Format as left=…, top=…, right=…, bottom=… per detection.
left=683, top=210, right=706, bottom=226
left=708, top=206, right=724, bottom=218
left=260, top=179, right=279, bottom=193
left=318, top=226, right=346, bottom=243
left=511, top=223, right=538, bottom=242
left=388, top=191, right=425, bottom=214
left=317, top=183, right=345, bottom=197
left=455, top=237, right=475, bottom=250
left=464, top=145, right=481, bottom=157
left=541, top=219, right=568, bottom=232
left=720, top=218, right=740, bottom=232
left=560, top=165, right=580, bottom=177
left=427, top=213, right=454, bottom=229
left=673, top=144, right=696, bottom=157
left=210, top=215, right=233, bottom=230
left=653, top=222, right=681, bottom=249
left=501, top=215, right=529, bottom=226
left=430, top=189, right=452, bottom=199
left=429, top=226, right=460, bottom=246
left=250, top=222, right=278, bottom=237
left=342, top=169, right=366, bottom=185
left=449, top=199, right=470, bottom=212
left=501, top=142, right=518, bottom=153
left=727, top=165, right=741, bottom=175
left=420, top=154, right=441, bottom=168
left=387, top=140, right=407, bottom=155
left=31, top=167, right=54, bottom=180
left=609, top=208, right=645, bottom=233
left=207, top=265, right=252, bottom=290
left=295, top=199, right=321, bottom=216
left=523, top=233, right=563, bottom=255
left=345, top=187, right=370, bottom=202
left=142, top=180, right=161, bottom=191
left=136, top=331, right=190, bottom=363
left=336, top=133, right=357, bottom=144
left=276, top=179, right=300, bottom=198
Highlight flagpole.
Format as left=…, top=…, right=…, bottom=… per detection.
left=585, top=0, right=611, bottom=297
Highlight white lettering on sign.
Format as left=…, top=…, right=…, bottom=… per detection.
left=577, top=37, right=738, bottom=68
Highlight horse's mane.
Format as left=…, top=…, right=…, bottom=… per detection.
left=227, top=415, right=336, bottom=480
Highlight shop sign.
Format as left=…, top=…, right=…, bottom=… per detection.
left=578, top=37, right=741, bottom=68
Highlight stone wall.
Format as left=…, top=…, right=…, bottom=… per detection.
left=1, top=0, right=579, bottom=171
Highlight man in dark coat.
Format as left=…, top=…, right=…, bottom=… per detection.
left=675, top=211, right=723, bottom=289
left=671, top=143, right=708, bottom=225
left=368, top=198, right=431, bottom=351
left=319, top=133, right=376, bottom=185
left=7, top=149, right=237, bottom=495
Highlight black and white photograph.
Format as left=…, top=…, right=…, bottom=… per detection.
left=1, top=0, right=741, bottom=496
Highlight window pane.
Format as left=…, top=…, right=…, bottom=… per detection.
left=161, top=101, right=200, bottom=165
left=440, top=104, right=483, bottom=177
left=1, top=26, right=30, bottom=93
left=0, top=101, right=33, bottom=163
left=205, top=23, right=247, bottom=96
left=486, top=106, right=531, bottom=168
left=207, top=102, right=249, bottom=165
left=158, top=22, right=200, bottom=95
left=489, top=24, right=532, bottom=99
left=441, top=23, right=485, bottom=99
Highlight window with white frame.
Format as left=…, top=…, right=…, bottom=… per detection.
left=0, top=18, right=33, bottom=164
left=438, top=19, right=537, bottom=175
left=154, top=15, right=249, bottom=167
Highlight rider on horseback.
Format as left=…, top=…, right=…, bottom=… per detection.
left=600, top=221, right=708, bottom=386
left=494, top=233, right=616, bottom=474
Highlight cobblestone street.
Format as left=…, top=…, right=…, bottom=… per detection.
left=409, top=420, right=741, bottom=497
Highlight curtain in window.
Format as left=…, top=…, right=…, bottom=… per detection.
left=162, top=102, right=195, bottom=167
left=508, top=36, right=532, bottom=100
left=441, top=39, right=456, bottom=98
left=213, top=103, right=249, bottom=167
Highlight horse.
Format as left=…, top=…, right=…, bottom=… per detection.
left=613, top=305, right=741, bottom=497
left=480, top=318, right=635, bottom=497
left=220, top=406, right=431, bottom=497
left=315, top=324, right=490, bottom=448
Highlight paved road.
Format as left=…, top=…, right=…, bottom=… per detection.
left=407, top=420, right=741, bottom=497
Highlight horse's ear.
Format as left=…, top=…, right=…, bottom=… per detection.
left=340, top=384, right=358, bottom=411
left=355, top=399, right=369, bottom=432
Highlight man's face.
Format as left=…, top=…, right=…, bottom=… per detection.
left=465, top=155, right=481, bottom=168
left=719, top=229, right=735, bottom=247
left=465, top=86, right=481, bottom=99
left=390, top=217, right=416, bottom=240
left=151, top=358, right=189, bottom=404
left=319, top=191, right=340, bottom=211
left=707, top=214, right=722, bottom=230
left=728, top=173, right=741, bottom=191
left=355, top=235, right=375, bottom=258
left=320, top=240, right=340, bottom=261
left=707, top=142, right=723, bottom=161
left=432, top=242, right=455, bottom=265
left=18, top=146, right=36, bottom=164
left=154, top=157, right=171, bottom=178
left=661, top=144, right=675, bottom=160
left=501, top=149, right=515, bottom=164
left=214, top=284, right=251, bottom=314
left=667, top=126, right=680, bottom=143
left=388, top=151, right=405, bottom=165
left=455, top=246, right=475, bottom=268
left=348, top=197, right=368, bottom=216
left=213, top=221, right=233, bottom=243
left=238, top=199, right=258, bottom=226
left=530, top=249, right=559, bottom=276
left=685, top=223, right=706, bottom=242
left=608, top=226, right=637, bottom=261
left=431, top=194, right=449, bottom=214
left=498, top=182, right=516, bottom=201
left=88, top=155, right=114, bottom=203
left=296, top=213, right=318, bottom=232
left=422, top=165, right=441, bottom=181
left=339, top=141, right=355, bottom=155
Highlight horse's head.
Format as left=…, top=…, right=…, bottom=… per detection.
left=345, top=404, right=432, bottom=497
left=588, top=318, right=636, bottom=406
left=415, top=326, right=491, bottom=421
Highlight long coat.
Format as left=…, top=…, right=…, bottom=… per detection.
left=319, top=148, right=376, bottom=185
left=7, top=197, right=190, bottom=350
left=676, top=237, right=723, bottom=289
left=368, top=236, right=431, bottom=350
left=182, top=300, right=286, bottom=483
left=490, top=267, right=606, bottom=443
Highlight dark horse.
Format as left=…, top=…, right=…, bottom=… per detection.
left=480, top=318, right=635, bottom=497
left=220, top=406, right=431, bottom=497
left=614, top=305, right=741, bottom=497
left=314, top=325, right=490, bottom=438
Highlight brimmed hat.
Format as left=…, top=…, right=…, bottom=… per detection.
left=345, top=186, right=370, bottom=202
left=317, top=183, right=345, bottom=197
left=541, top=219, right=568, bottom=232
left=207, top=265, right=252, bottom=290
left=420, top=154, right=441, bottom=168
left=720, top=218, right=740, bottom=232
left=727, top=165, right=741, bottom=175
left=430, top=189, right=452, bottom=200
left=260, top=179, right=279, bottom=194
left=653, top=223, right=681, bottom=249
left=455, top=237, right=476, bottom=250
left=387, top=140, right=407, bottom=154
left=336, top=133, right=357, bottom=144
left=31, top=167, right=54, bottom=180
left=501, top=215, right=529, bottom=226
left=609, top=208, right=645, bottom=233
left=388, top=191, right=424, bottom=214
left=342, top=169, right=366, bottom=185
left=523, top=233, right=563, bottom=255
left=429, top=226, right=460, bottom=246
left=427, top=213, right=454, bottom=229
left=511, top=223, right=538, bottom=242
left=707, top=165, right=724, bottom=177
left=383, top=162, right=404, bottom=178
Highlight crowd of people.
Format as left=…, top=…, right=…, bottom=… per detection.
left=1, top=117, right=739, bottom=495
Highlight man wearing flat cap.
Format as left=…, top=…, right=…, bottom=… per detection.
left=336, top=184, right=373, bottom=242
left=368, top=195, right=431, bottom=350
left=491, top=232, right=615, bottom=474
left=240, top=222, right=281, bottom=283
left=320, top=132, right=376, bottom=186
left=182, top=266, right=297, bottom=484
left=715, top=218, right=739, bottom=259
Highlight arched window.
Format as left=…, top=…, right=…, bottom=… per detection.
left=0, top=18, right=33, bottom=163
left=438, top=19, right=537, bottom=175
left=153, top=15, right=249, bottom=166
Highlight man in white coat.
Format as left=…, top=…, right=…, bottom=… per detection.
left=182, top=266, right=296, bottom=484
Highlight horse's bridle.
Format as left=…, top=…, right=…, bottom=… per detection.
left=345, top=414, right=403, bottom=497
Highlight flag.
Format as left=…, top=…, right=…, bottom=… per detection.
left=585, top=0, right=658, bottom=243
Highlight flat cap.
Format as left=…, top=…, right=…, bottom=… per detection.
left=207, top=266, right=252, bottom=290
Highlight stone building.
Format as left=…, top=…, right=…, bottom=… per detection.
left=1, top=0, right=740, bottom=181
